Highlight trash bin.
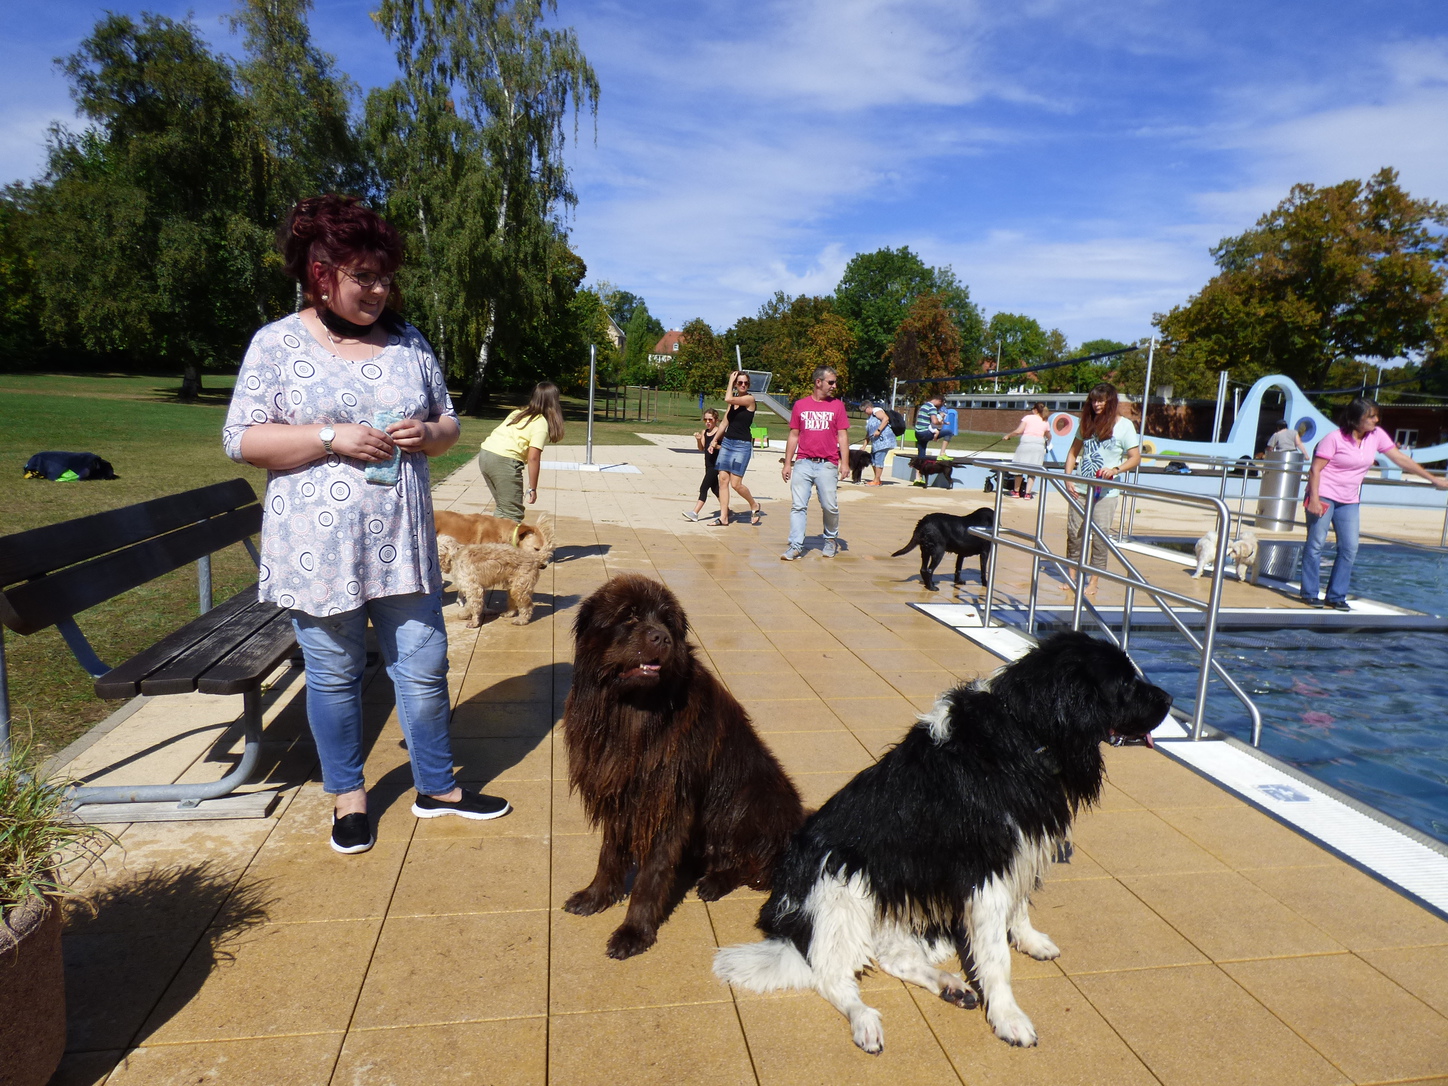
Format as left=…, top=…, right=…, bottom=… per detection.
left=1256, top=449, right=1305, bottom=532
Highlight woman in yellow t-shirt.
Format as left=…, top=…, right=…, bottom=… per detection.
left=478, top=382, right=566, bottom=521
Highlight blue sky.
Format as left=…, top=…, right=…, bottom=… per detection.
left=4, top=0, right=1446, bottom=344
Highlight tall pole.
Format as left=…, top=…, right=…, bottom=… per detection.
left=1212, top=369, right=1229, bottom=443
left=1140, top=337, right=1156, bottom=445
left=891, top=377, right=899, bottom=410
left=585, top=344, right=596, bottom=466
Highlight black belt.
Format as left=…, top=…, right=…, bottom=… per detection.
left=800, top=456, right=834, bottom=462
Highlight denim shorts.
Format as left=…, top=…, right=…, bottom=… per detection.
left=871, top=447, right=889, bottom=468
left=716, top=437, right=753, bottom=476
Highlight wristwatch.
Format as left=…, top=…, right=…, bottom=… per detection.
left=319, top=425, right=336, bottom=455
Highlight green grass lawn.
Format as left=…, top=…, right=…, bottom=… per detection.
left=0, top=371, right=1005, bottom=757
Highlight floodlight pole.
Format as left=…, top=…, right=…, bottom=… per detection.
left=1140, top=337, right=1156, bottom=446
left=585, top=344, right=596, bottom=466
left=891, top=377, right=899, bottom=410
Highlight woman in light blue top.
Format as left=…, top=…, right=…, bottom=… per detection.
left=224, top=195, right=509, bottom=854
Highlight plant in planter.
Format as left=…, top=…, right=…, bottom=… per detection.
left=1, top=747, right=109, bottom=1086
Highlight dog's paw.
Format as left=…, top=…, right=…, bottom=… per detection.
left=850, top=1007, right=885, bottom=1054
left=988, top=1006, right=1038, bottom=1047
left=695, top=872, right=741, bottom=902
left=511, top=614, right=530, bottom=626
left=940, top=977, right=979, bottom=1008
left=1012, top=930, right=1060, bottom=961
left=606, top=923, right=656, bottom=959
left=563, top=888, right=615, bottom=917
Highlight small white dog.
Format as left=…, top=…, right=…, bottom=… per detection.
left=1192, top=529, right=1259, bottom=581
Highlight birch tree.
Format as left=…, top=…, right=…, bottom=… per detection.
left=373, top=0, right=598, bottom=412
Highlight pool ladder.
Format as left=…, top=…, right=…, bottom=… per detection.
left=962, top=457, right=1264, bottom=746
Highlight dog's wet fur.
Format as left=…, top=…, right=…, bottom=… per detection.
left=891, top=509, right=995, bottom=591
left=714, top=632, right=1172, bottom=1052
left=562, top=575, right=806, bottom=960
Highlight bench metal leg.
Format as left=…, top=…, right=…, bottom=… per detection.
left=69, top=689, right=277, bottom=821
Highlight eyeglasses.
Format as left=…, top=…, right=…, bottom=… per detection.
left=338, top=268, right=394, bottom=291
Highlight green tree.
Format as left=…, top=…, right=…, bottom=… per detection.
left=0, top=187, right=45, bottom=368
left=31, top=13, right=272, bottom=398
left=758, top=295, right=854, bottom=399
left=1155, top=168, right=1448, bottom=393
left=833, top=246, right=984, bottom=396
left=620, top=303, right=664, bottom=384
left=374, top=0, right=599, bottom=413
left=672, top=318, right=727, bottom=395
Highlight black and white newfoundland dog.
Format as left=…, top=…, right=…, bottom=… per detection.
left=713, top=632, right=1173, bottom=1053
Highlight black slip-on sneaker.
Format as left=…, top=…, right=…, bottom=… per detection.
left=1329, top=599, right=1351, bottom=611
left=330, top=812, right=374, bottom=854
left=411, top=788, right=512, bottom=821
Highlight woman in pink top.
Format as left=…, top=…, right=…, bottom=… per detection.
left=1006, top=402, right=1050, bottom=498
left=1301, top=397, right=1447, bottom=609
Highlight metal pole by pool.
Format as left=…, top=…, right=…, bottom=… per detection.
left=585, top=344, right=596, bottom=466
left=891, top=378, right=899, bottom=410
left=1212, top=369, right=1229, bottom=443
left=1139, top=338, right=1155, bottom=445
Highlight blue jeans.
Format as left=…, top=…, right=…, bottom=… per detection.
left=290, top=591, right=456, bottom=797
left=788, top=458, right=840, bottom=550
left=1300, top=499, right=1359, bottom=604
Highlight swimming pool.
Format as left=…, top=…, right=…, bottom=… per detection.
left=1125, top=544, right=1448, bottom=846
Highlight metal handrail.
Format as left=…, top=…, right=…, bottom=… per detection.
left=966, top=456, right=1264, bottom=745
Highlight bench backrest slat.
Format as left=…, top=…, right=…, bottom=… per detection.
left=0, top=478, right=257, bottom=587
left=0, top=505, right=263, bottom=636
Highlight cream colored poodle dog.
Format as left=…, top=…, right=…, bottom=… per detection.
left=436, top=536, right=552, bottom=626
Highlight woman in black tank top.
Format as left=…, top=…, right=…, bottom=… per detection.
left=709, top=370, right=763, bottom=526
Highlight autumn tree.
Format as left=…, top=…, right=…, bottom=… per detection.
left=1155, top=168, right=1448, bottom=394
left=886, top=293, right=962, bottom=391
left=756, top=295, right=854, bottom=399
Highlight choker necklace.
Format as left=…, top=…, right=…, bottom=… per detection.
left=318, top=307, right=377, bottom=339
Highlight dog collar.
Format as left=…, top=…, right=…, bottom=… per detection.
left=511, top=523, right=522, bottom=547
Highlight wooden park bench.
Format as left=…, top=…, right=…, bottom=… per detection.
left=0, top=479, right=296, bottom=822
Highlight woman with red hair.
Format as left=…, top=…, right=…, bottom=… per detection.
left=1064, top=382, right=1140, bottom=596
left=223, top=195, right=510, bottom=854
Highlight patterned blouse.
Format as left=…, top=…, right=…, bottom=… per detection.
left=222, top=313, right=458, bottom=616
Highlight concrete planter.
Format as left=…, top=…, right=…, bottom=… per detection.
left=0, top=895, right=66, bottom=1086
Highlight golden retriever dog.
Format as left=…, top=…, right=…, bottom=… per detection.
left=435, top=510, right=553, bottom=558
left=436, top=536, right=551, bottom=626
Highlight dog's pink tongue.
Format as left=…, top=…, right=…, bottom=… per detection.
left=1142, top=732, right=1155, bottom=749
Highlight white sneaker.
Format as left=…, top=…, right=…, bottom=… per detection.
left=682, top=510, right=699, bottom=521
left=780, top=547, right=803, bottom=561
left=822, top=541, right=838, bottom=558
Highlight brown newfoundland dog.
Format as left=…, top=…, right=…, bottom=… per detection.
left=562, top=574, right=805, bottom=959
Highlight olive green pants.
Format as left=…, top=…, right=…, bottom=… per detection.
left=478, top=448, right=525, bottom=522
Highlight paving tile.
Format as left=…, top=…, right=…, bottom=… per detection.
left=1101, top=747, right=1241, bottom=809
left=1073, top=964, right=1348, bottom=1086
left=351, top=911, right=548, bottom=1028
left=803, top=669, right=899, bottom=699
left=450, top=700, right=557, bottom=740
left=550, top=900, right=726, bottom=1012
left=1224, top=953, right=1448, bottom=1082
left=1071, top=808, right=1229, bottom=877
left=451, top=736, right=554, bottom=783
left=63, top=928, right=202, bottom=1051
left=1092, top=780, right=1144, bottom=812
left=827, top=697, right=920, bottom=732
left=48, top=1050, right=123, bottom=1086
left=548, top=1002, right=756, bottom=1086
left=239, top=844, right=407, bottom=924
left=1358, top=943, right=1448, bottom=1017
left=758, top=730, right=874, bottom=774
left=389, top=836, right=551, bottom=916
left=140, top=919, right=381, bottom=1043
left=703, top=648, right=801, bottom=674
left=1242, top=863, right=1448, bottom=951
left=738, top=698, right=845, bottom=732
left=728, top=669, right=821, bottom=700
left=916, top=974, right=1158, bottom=1086
left=737, top=987, right=958, bottom=1084
left=333, top=1018, right=547, bottom=1085
left=794, top=770, right=860, bottom=808
left=1120, top=869, right=1344, bottom=962
left=1029, top=876, right=1209, bottom=974
left=100, top=1033, right=342, bottom=1085
left=1155, top=804, right=1337, bottom=870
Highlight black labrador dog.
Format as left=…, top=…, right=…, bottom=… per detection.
left=891, top=508, right=994, bottom=591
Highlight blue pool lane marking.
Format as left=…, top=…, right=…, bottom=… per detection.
left=911, top=601, right=1448, bottom=919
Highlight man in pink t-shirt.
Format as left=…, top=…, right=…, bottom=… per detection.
left=780, top=367, right=851, bottom=560
left=1300, top=397, right=1448, bottom=609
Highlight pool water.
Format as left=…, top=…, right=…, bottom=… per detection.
left=1125, top=545, right=1448, bottom=846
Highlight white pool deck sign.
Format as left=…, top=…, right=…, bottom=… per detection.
left=913, top=601, right=1448, bottom=918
